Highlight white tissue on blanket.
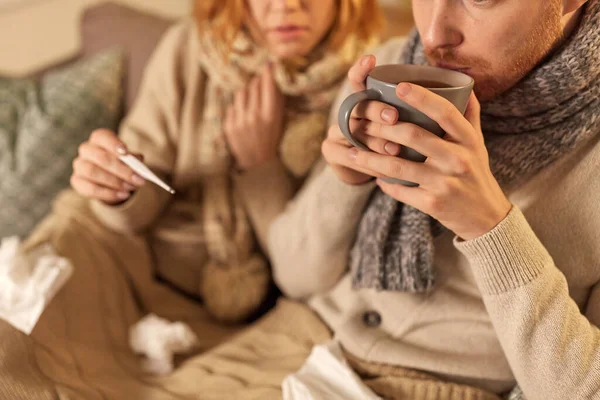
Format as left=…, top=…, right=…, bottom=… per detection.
left=0, top=236, right=73, bottom=335
left=129, top=313, right=199, bottom=376
left=282, top=340, right=381, bottom=400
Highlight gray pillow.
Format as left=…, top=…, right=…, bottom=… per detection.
left=0, top=50, right=123, bottom=238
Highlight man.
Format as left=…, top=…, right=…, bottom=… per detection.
left=265, top=0, right=600, bottom=399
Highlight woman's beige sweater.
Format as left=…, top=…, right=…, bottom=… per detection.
left=90, top=21, right=297, bottom=306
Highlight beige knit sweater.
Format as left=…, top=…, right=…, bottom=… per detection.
left=268, top=38, right=600, bottom=399
left=91, top=21, right=297, bottom=305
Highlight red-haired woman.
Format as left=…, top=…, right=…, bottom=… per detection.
left=3, top=1, right=382, bottom=398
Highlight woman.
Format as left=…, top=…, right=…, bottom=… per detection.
left=68, top=0, right=380, bottom=323
left=1, top=0, right=381, bottom=398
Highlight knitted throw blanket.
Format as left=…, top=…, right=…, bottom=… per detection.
left=351, top=0, right=600, bottom=293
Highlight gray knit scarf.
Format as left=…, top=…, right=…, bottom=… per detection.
left=351, top=0, right=600, bottom=293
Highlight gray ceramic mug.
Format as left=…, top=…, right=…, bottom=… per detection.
left=338, top=64, right=474, bottom=186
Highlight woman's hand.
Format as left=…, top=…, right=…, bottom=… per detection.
left=224, top=65, right=285, bottom=171
left=70, top=129, right=145, bottom=204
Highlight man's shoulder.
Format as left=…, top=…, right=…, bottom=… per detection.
left=371, top=37, right=409, bottom=65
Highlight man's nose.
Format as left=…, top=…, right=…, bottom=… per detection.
left=421, top=2, right=463, bottom=52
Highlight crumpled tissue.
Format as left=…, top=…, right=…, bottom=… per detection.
left=129, top=313, right=199, bottom=375
left=282, top=340, right=381, bottom=400
left=0, top=236, right=73, bottom=334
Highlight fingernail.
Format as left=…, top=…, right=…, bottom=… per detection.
left=349, top=147, right=358, bottom=161
left=384, top=142, right=401, bottom=155
left=360, top=55, right=371, bottom=67
left=116, top=145, right=127, bottom=155
left=116, top=191, right=130, bottom=200
left=381, top=109, right=397, bottom=123
left=131, top=174, right=145, bottom=186
left=123, top=183, right=136, bottom=192
left=397, top=83, right=412, bottom=97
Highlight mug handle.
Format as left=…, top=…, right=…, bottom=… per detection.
left=337, top=89, right=380, bottom=151
left=337, top=88, right=419, bottom=188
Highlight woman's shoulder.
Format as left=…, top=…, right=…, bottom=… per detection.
left=152, top=18, right=199, bottom=59
left=141, top=18, right=202, bottom=84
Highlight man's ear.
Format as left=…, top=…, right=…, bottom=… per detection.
left=563, top=0, right=588, bottom=15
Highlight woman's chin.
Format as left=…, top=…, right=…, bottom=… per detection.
left=268, top=42, right=313, bottom=60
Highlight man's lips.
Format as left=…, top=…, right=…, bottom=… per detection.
left=434, top=62, right=472, bottom=74
left=434, top=63, right=471, bottom=72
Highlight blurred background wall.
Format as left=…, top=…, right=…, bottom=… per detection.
left=0, top=0, right=412, bottom=76
left=0, top=0, right=192, bottom=75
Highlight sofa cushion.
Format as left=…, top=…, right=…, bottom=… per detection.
left=0, top=50, right=124, bottom=238
left=80, top=2, right=173, bottom=112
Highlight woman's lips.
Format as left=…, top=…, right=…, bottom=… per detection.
left=269, top=25, right=308, bottom=41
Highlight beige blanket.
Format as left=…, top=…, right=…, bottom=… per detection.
left=0, top=190, right=245, bottom=399
left=0, top=190, right=502, bottom=400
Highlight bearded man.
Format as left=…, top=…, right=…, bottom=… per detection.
left=266, top=0, right=600, bottom=399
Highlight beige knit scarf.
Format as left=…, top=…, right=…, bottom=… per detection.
left=196, top=27, right=369, bottom=319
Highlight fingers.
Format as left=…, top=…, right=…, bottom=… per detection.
left=353, top=121, right=466, bottom=179
left=234, top=85, right=248, bottom=116
left=224, top=105, right=244, bottom=160
left=231, top=85, right=249, bottom=147
left=73, top=158, right=135, bottom=191
left=350, top=148, right=437, bottom=187
left=348, top=55, right=376, bottom=92
left=73, top=129, right=148, bottom=203
left=89, top=129, right=127, bottom=155
left=260, top=64, right=278, bottom=118
left=70, top=175, right=131, bottom=204
left=376, top=178, right=428, bottom=211
left=395, top=83, right=474, bottom=145
left=351, top=100, right=398, bottom=125
left=354, top=131, right=400, bottom=156
left=248, top=76, right=261, bottom=115
left=366, top=122, right=453, bottom=161
left=464, top=92, right=481, bottom=132
left=321, top=139, right=382, bottom=178
left=77, top=142, right=145, bottom=187
left=353, top=126, right=401, bottom=156
left=224, top=106, right=235, bottom=137
left=331, top=120, right=400, bottom=156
